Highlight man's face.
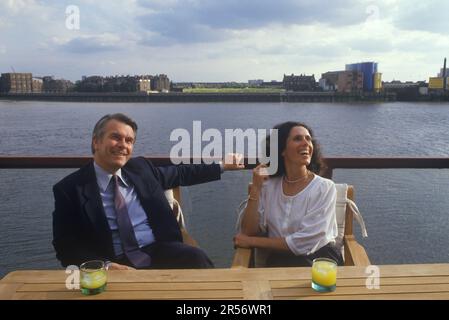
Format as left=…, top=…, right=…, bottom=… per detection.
left=93, top=119, right=135, bottom=173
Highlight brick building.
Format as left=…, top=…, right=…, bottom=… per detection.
left=320, top=71, right=364, bottom=93
left=0, top=73, right=33, bottom=93
left=283, top=74, right=317, bottom=91
left=152, top=74, right=170, bottom=92
left=42, top=76, right=74, bottom=93
left=32, top=78, right=43, bottom=93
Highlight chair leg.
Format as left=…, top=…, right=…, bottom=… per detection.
left=231, top=248, right=252, bottom=268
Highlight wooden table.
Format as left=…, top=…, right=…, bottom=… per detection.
left=1, top=264, right=448, bottom=300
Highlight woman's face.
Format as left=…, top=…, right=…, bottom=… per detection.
left=282, top=126, right=314, bottom=167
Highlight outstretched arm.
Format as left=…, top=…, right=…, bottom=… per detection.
left=148, top=153, right=244, bottom=189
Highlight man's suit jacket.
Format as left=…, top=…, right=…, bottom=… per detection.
left=52, top=157, right=221, bottom=267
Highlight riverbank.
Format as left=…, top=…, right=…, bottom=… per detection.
left=0, top=92, right=397, bottom=103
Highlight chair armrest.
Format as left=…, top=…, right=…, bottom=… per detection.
left=231, top=248, right=252, bottom=268
left=180, top=228, right=198, bottom=247
left=344, top=235, right=371, bottom=266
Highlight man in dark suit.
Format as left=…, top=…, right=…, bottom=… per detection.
left=52, top=113, right=243, bottom=270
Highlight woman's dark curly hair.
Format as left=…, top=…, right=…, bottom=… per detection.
left=266, top=121, right=326, bottom=177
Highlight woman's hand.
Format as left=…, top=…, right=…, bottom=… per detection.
left=233, top=233, right=254, bottom=248
left=251, top=164, right=269, bottom=191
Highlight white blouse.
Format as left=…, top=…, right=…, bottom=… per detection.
left=257, top=174, right=338, bottom=256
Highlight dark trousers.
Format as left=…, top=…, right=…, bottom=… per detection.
left=265, top=243, right=344, bottom=267
left=115, top=241, right=214, bottom=269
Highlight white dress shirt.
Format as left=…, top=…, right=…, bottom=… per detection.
left=94, top=162, right=155, bottom=256
left=257, top=174, right=338, bottom=255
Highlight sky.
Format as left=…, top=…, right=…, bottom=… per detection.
left=1, top=0, right=448, bottom=82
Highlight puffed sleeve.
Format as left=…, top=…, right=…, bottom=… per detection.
left=285, top=180, right=337, bottom=255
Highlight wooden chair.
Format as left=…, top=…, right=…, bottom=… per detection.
left=231, top=184, right=370, bottom=268
left=165, top=187, right=198, bottom=247
left=339, top=185, right=370, bottom=266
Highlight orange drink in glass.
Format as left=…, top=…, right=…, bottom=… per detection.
left=311, top=258, right=337, bottom=292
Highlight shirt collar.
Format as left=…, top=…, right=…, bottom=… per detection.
left=93, top=161, right=129, bottom=192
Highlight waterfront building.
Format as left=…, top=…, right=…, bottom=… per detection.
left=248, top=79, right=264, bottom=86
left=320, top=71, right=363, bottom=93
left=77, top=76, right=104, bottom=92
left=345, top=62, right=378, bottom=92
left=430, top=62, right=449, bottom=92
left=104, top=75, right=140, bottom=92
left=137, top=78, right=151, bottom=93
left=383, top=80, right=427, bottom=100
left=42, top=76, right=74, bottom=93
left=319, top=78, right=331, bottom=91
left=420, top=86, right=429, bottom=95
left=283, top=74, right=317, bottom=91
left=0, top=73, right=32, bottom=93
left=170, top=83, right=189, bottom=92
left=428, top=77, right=449, bottom=90
left=438, top=68, right=449, bottom=77
left=374, top=73, right=382, bottom=93
left=152, top=74, right=170, bottom=92
left=262, top=80, right=283, bottom=88
left=32, top=78, right=43, bottom=93
left=319, top=72, right=339, bottom=91
left=75, top=75, right=156, bottom=93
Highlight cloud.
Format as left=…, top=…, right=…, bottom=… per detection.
left=138, top=22, right=230, bottom=46
left=0, top=17, right=7, bottom=29
left=346, top=38, right=394, bottom=53
left=59, top=34, right=123, bottom=54
left=136, top=0, right=373, bottom=45
left=1, top=0, right=448, bottom=82
left=3, top=0, right=37, bottom=13
left=394, top=0, right=449, bottom=34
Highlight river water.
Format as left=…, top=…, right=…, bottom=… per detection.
left=1, top=100, right=449, bottom=277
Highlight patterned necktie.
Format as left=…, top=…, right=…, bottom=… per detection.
left=112, top=175, right=151, bottom=268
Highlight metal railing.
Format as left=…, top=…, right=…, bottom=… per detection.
left=1, top=156, right=449, bottom=179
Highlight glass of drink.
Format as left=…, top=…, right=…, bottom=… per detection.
left=311, top=258, right=337, bottom=292
left=80, top=260, right=107, bottom=295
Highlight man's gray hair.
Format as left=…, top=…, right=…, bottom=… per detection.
left=91, top=113, right=138, bottom=154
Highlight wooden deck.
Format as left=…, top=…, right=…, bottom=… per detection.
left=1, top=264, right=448, bottom=300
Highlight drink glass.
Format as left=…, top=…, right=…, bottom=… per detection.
left=80, top=260, right=107, bottom=295
left=311, top=258, right=337, bottom=292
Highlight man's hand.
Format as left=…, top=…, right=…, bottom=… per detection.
left=107, top=262, right=136, bottom=270
left=223, top=153, right=245, bottom=171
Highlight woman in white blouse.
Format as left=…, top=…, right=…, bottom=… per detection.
left=234, top=121, right=343, bottom=267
